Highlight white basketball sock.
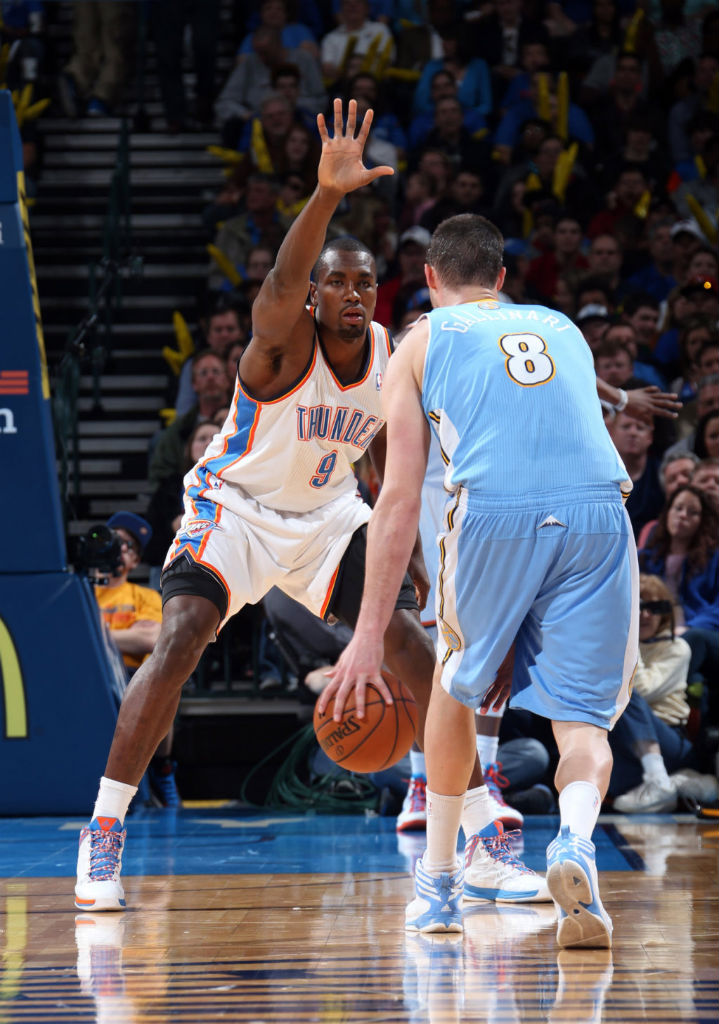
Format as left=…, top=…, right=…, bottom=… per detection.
left=640, top=751, right=671, bottom=786
left=92, top=776, right=138, bottom=826
left=460, top=784, right=494, bottom=838
left=424, top=789, right=464, bottom=875
left=409, top=749, right=426, bottom=778
left=475, top=732, right=499, bottom=768
left=558, top=780, right=601, bottom=840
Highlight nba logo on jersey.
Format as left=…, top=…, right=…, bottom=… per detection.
left=375, top=372, right=383, bottom=391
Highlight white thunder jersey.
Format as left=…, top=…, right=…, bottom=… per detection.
left=185, top=320, right=392, bottom=516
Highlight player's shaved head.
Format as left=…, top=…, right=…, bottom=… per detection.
left=312, top=236, right=375, bottom=281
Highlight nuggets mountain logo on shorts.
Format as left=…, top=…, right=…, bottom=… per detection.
left=440, top=620, right=462, bottom=651
left=183, top=520, right=221, bottom=539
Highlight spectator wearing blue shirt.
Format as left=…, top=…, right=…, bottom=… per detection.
left=493, top=71, right=594, bottom=165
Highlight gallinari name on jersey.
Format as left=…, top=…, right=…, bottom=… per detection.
left=440, top=304, right=573, bottom=334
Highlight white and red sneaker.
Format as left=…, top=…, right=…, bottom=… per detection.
left=396, top=776, right=427, bottom=832
left=484, top=762, right=524, bottom=829
left=75, top=817, right=127, bottom=912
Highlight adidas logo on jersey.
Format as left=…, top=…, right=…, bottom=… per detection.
left=537, top=515, right=567, bottom=529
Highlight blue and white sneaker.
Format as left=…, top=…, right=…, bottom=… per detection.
left=405, top=856, right=464, bottom=933
left=464, top=821, right=551, bottom=903
left=75, top=817, right=127, bottom=912
left=546, top=826, right=612, bottom=949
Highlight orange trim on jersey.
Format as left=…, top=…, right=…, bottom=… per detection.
left=381, top=325, right=393, bottom=357
left=320, top=563, right=340, bottom=619
left=322, top=324, right=377, bottom=392
left=237, top=340, right=319, bottom=406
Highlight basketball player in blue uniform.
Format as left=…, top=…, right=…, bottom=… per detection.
left=75, top=102, right=546, bottom=913
left=325, top=213, right=639, bottom=948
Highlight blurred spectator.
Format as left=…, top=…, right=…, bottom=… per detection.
left=58, top=1, right=135, bottom=118
left=493, top=71, right=595, bottom=165
left=149, top=352, right=232, bottom=487
left=215, top=32, right=325, bottom=145
left=1, top=0, right=44, bottom=89
left=637, top=449, right=701, bottom=547
left=411, top=26, right=492, bottom=122
left=609, top=574, right=714, bottom=814
left=643, top=481, right=719, bottom=626
left=586, top=233, right=624, bottom=301
left=148, top=0, right=220, bottom=131
left=655, top=277, right=719, bottom=378
left=496, top=38, right=551, bottom=117
left=585, top=51, right=666, bottom=157
left=576, top=303, right=611, bottom=353
left=209, top=173, right=292, bottom=292
left=692, top=457, right=719, bottom=507
left=586, top=164, right=650, bottom=254
left=694, top=409, right=719, bottom=461
left=144, top=422, right=218, bottom=570
left=669, top=314, right=718, bottom=402
left=593, top=333, right=641, bottom=389
left=320, top=0, right=394, bottom=87
left=419, top=166, right=490, bottom=232
left=346, top=72, right=408, bottom=155
left=672, top=131, right=719, bottom=226
left=639, top=485, right=719, bottom=696
left=408, top=67, right=487, bottom=151
left=374, top=225, right=429, bottom=329
left=526, top=215, right=589, bottom=304
left=467, top=0, right=549, bottom=101
left=624, top=218, right=677, bottom=302
left=598, top=117, right=672, bottom=199
left=668, top=56, right=719, bottom=167
left=609, top=411, right=665, bottom=539
left=237, top=0, right=320, bottom=59
left=397, top=169, right=438, bottom=232
left=409, top=95, right=493, bottom=184
left=94, top=510, right=181, bottom=807
left=621, top=291, right=660, bottom=363
left=175, top=295, right=248, bottom=417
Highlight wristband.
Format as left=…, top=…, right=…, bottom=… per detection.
left=614, top=388, right=628, bottom=412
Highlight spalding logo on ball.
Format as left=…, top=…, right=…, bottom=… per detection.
left=313, top=671, right=418, bottom=773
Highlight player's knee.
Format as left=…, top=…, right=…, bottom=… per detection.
left=385, top=609, right=434, bottom=664
left=154, top=612, right=215, bottom=680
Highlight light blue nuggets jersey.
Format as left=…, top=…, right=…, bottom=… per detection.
left=421, top=300, right=630, bottom=500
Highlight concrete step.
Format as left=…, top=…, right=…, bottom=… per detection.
left=78, top=478, right=150, bottom=495
left=76, top=395, right=165, bottom=413
left=77, top=419, right=158, bottom=436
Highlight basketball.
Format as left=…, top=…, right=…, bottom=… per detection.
left=313, top=671, right=418, bottom=773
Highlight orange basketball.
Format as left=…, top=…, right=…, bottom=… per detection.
left=313, top=671, right=418, bottom=773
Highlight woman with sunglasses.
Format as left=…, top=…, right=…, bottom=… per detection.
left=610, top=574, right=718, bottom=813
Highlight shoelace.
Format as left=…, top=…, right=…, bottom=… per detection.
left=87, top=829, right=124, bottom=881
left=484, top=762, right=511, bottom=805
left=466, top=829, right=535, bottom=875
left=407, top=777, right=426, bottom=811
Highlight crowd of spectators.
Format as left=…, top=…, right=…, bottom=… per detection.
left=15, top=0, right=717, bottom=809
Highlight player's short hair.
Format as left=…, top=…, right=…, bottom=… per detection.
left=425, top=214, right=504, bottom=289
left=312, top=236, right=375, bottom=281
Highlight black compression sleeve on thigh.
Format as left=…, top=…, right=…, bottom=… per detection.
left=161, top=556, right=228, bottom=621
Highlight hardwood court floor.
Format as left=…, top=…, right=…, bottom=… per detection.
left=0, top=810, right=716, bottom=1023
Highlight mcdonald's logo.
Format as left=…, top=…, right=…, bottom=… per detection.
left=0, top=618, right=28, bottom=739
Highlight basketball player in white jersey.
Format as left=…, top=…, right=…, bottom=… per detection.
left=326, top=213, right=640, bottom=948
left=75, top=101, right=548, bottom=913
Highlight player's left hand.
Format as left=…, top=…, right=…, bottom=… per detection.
left=320, top=634, right=391, bottom=722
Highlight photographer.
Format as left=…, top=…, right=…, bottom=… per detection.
left=92, top=512, right=181, bottom=808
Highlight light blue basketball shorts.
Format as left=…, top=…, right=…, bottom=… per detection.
left=434, top=485, right=639, bottom=730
